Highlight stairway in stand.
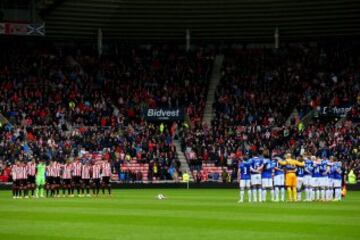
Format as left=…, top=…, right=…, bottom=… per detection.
left=202, top=54, right=224, bottom=127
left=173, top=139, right=193, bottom=181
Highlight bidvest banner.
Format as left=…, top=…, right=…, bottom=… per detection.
left=142, top=108, right=184, bottom=121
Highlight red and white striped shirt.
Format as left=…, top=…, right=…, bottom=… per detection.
left=53, top=163, right=61, bottom=177
left=72, top=162, right=82, bottom=177
left=82, top=165, right=91, bottom=179
left=11, top=165, right=17, bottom=181
left=102, top=162, right=111, bottom=177
left=46, top=166, right=52, bottom=177
left=16, top=166, right=27, bottom=180
left=47, top=164, right=59, bottom=177
left=92, top=164, right=101, bottom=179
left=46, top=165, right=53, bottom=177
left=27, top=162, right=36, bottom=176
left=62, top=164, right=73, bottom=179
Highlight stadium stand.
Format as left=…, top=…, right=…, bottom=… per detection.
left=0, top=41, right=359, bottom=183
left=182, top=42, right=360, bottom=182
left=0, top=42, right=214, bottom=182
left=0, top=0, right=359, bottom=185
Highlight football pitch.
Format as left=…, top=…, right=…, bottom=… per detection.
left=0, top=189, right=359, bottom=240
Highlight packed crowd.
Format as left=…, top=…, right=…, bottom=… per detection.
left=0, top=41, right=359, bottom=185
left=183, top=43, right=360, bottom=182
left=0, top=44, right=213, bottom=126
left=0, top=43, right=214, bottom=182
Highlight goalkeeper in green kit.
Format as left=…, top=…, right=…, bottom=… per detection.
left=35, top=159, right=46, bottom=198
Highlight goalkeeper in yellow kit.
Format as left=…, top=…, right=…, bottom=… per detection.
left=279, top=153, right=304, bottom=202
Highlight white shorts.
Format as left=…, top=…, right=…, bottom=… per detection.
left=311, top=177, right=320, bottom=188
left=327, top=178, right=334, bottom=188
left=240, top=179, right=251, bottom=189
left=303, top=175, right=312, bottom=186
left=333, top=179, right=342, bottom=188
left=297, top=177, right=304, bottom=189
left=262, top=178, right=273, bottom=188
left=319, top=177, right=328, bottom=188
left=274, top=174, right=284, bottom=186
left=251, top=174, right=261, bottom=186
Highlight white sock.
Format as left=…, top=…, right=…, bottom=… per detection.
left=316, top=189, right=320, bottom=200
left=321, top=189, right=325, bottom=200
left=240, top=190, right=244, bottom=202
left=275, top=187, right=279, bottom=201
left=339, top=188, right=342, bottom=200
left=280, top=187, right=285, bottom=201
left=325, top=189, right=328, bottom=200
left=327, top=189, right=332, bottom=200
left=313, top=188, right=316, bottom=200
left=297, top=190, right=302, bottom=201
left=334, top=189, right=337, bottom=200
left=330, top=189, right=334, bottom=200
left=258, top=188, right=262, bottom=202
left=252, top=189, right=257, bottom=202
left=262, top=189, right=266, bottom=202
left=271, top=189, right=275, bottom=201
left=335, top=188, right=340, bottom=200
left=248, top=189, right=252, bottom=202
left=311, top=188, right=314, bottom=201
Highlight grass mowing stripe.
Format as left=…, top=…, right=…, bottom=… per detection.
left=0, top=217, right=353, bottom=239
left=1, top=206, right=359, bottom=226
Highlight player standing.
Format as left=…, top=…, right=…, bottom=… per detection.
left=35, top=159, right=46, bottom=198
left=61, top=160, right=73, bottom=197
left=279, top=153, right=304, bottom=202
left=53, top=160, right=62, bottom=197
left=303, top=155, right=314, bottom=201
left=72, top=158, right=82, bottom=196
left=327, top=156, right=338, bottom=201
left=261, top=155, right=275, bottom=202
left=101, top=159, right=112, bottom=196
left=273, top=157, right=285, bottom=202
left=237, top=159, right=251, bottom=203
left=11, top=161, right=19, bottom=198
left=296, top=156, right=305, bottom=201
left=26, top=158, right=37, bottom=198
left=332, top=160, right=343, bottom=201
left=319, top=157, right=329, bottom=201
left=81, top=161, right=92, bottom=197
left=17, top=161, right=28, bottom=198
left=311, top=157, right=321, bottom=201
left=92, top=161, right=102, bottom=196
left=47, top=160, right=59, bottom=197
left=249, top=155, right=264, bottom=202
left=45, top=160, right=53, bottom=197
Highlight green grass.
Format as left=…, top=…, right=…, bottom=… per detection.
left=0, top=189, right=360, bottom=240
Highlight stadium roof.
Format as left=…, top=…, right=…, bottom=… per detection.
left=39, top=0, right=360, bottom=41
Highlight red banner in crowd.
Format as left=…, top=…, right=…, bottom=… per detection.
left=0, top=22, right=45, bottom=36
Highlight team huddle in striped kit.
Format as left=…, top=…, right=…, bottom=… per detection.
left=11, top=158, right=112, bottom=198
left=237, top=152, right=343, bottom=203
